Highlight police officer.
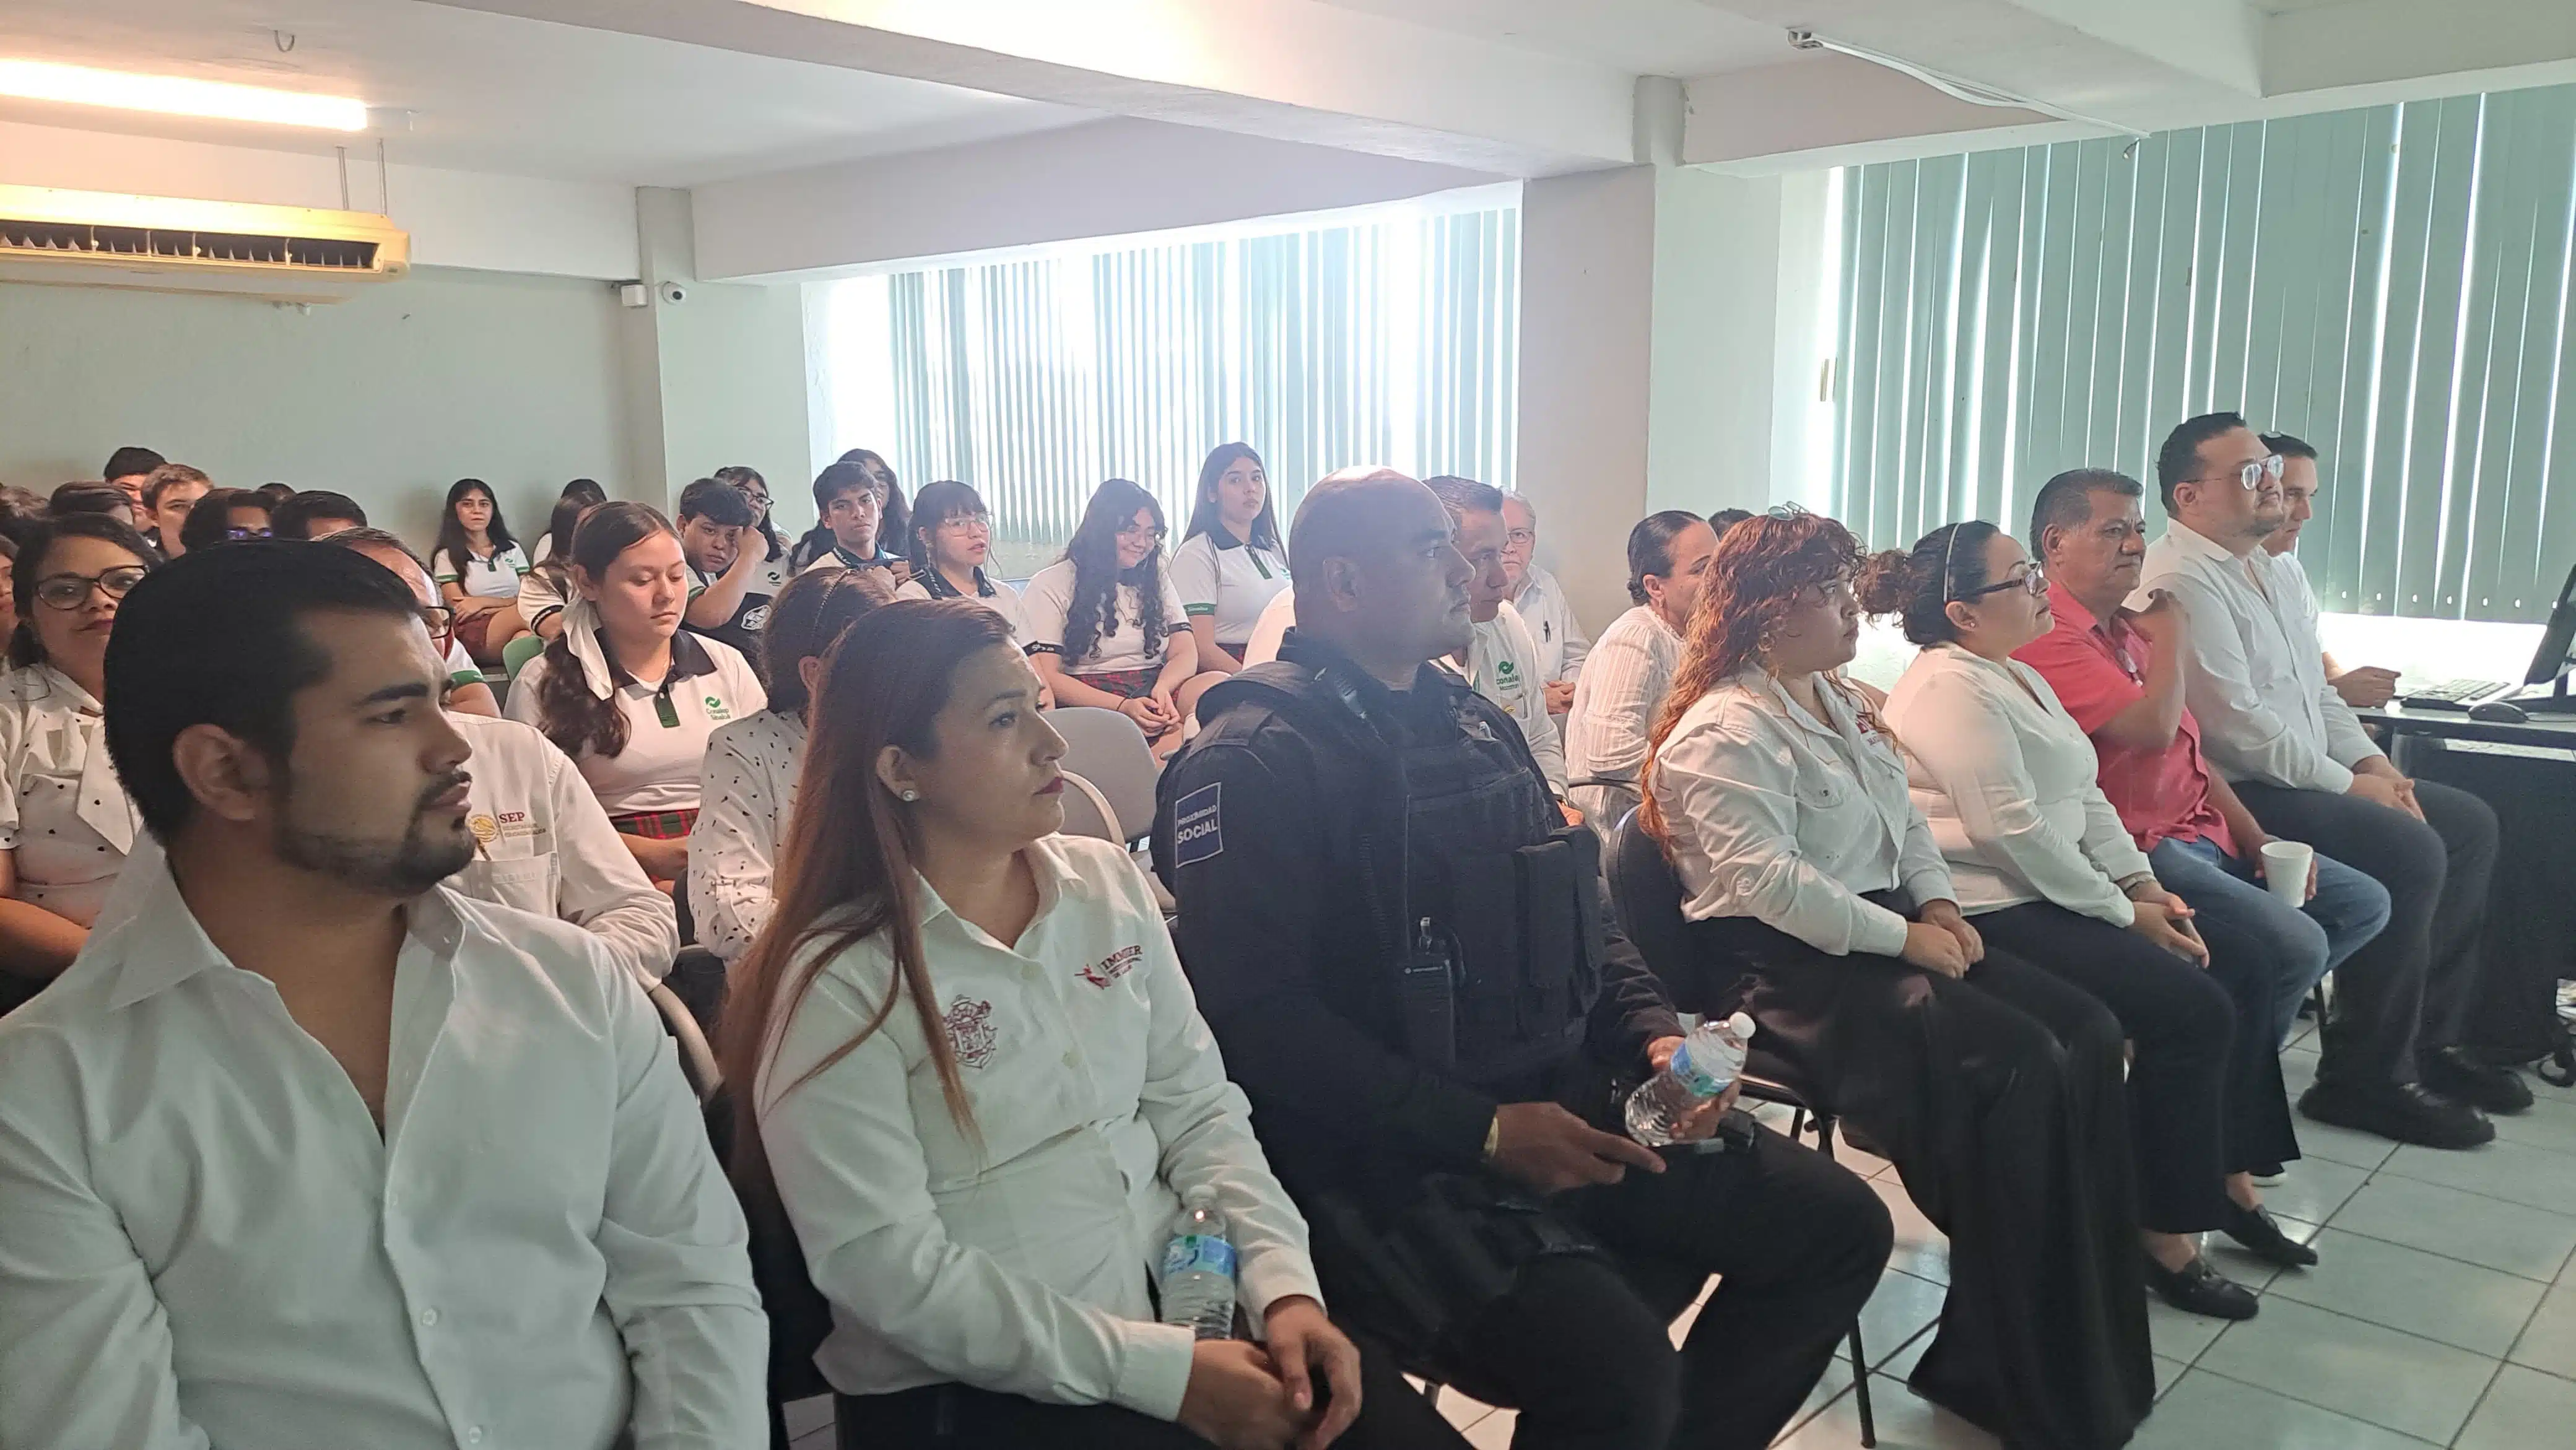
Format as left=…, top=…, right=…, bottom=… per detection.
left=1154, top=469, right=1893, bottom=1450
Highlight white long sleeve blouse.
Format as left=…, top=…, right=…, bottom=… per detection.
left=1649, top=669, right=1955, bottom=958
left=1881, top=643, right=2152, bottom=926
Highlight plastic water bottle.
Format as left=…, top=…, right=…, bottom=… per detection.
left=1624, top=1012, right=1757, bottom=1147
left=1159, top=1186, right=1238, bottom=1340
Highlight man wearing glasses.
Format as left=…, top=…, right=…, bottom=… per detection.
left=2136, top=411, right=2525, bottom=1148
left=1497, top=493, right=1590, bottom=714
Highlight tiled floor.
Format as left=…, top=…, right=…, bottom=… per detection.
left=783, top=1018, right=2576, bottom=1448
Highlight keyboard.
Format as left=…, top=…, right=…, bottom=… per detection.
left=2401, top=678, right=2515, bottom=711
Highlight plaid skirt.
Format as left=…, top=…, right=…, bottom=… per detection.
left=611, top=808, right=699, bottom=841
left=1076, top=666, right=1160, bottom=700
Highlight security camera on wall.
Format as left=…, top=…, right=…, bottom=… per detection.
left=659, top=282, right=687, bottom=306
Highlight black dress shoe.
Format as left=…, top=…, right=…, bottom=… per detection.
left=2222, top=1202, right=2320, bottom=1268
left=2426, top=1046, right=2535, bottom=1116
left=2299, top=1079, right=2494, bottom=1149
left=2144, top=1252, right=2260, bottom=1320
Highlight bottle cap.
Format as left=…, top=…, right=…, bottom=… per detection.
left=1183, top=1184, right=1221, bottom=1208
left=1725, top=1011, right=1757, bottom=1040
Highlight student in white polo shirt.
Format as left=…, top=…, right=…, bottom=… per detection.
left=0, top=543, right=764, bottom=1448
left=1426, top=475, right=1565, bottom=796
left=1020, top=479, right=1224, bottom=758
left=721, top=597, right=1462, bottom=1450
left=1169, top=443, right=1289, bottom=673
left=508, top=504, right=766, bottom=890
left=691, top=567, right=894, bottom=966
left=429, top=478, right=532, bottom=665
left=674, top=477, right=775, bottom=661
left=893, top=480, right=1027, bottom=641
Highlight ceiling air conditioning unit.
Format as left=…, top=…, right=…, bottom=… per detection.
left=0, top=185, right=408, bottom=303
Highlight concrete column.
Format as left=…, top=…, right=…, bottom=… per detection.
left=1513, top=163, right=1795, bottom=635
left=625, top=186, right=813, bottom=512
left=1513, top=166, right=1660, bottom=636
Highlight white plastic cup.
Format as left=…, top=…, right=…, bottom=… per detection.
left=2260, top=840, right=2313, bottom=905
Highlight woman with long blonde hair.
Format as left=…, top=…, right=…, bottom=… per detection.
left=1642, top=508, right=2151, bottom=1450
left=720, top=597, right=1463, bottom=1450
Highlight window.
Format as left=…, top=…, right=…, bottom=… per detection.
left=1829, top=81, right=2576, bottom=623
left=811, top=196, right=1521, bottom=557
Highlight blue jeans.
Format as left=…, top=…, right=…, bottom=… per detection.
left=2151, top=835, right=2393, bottom=1048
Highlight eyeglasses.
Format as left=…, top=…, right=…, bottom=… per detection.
left=418, top=603, right=458, bottom=645
left=35, top=565, right=149, bottom=610
left=1504, top=527, right=1536, bottom=548
left=1116, top=521, right=1168, bottom=543
left=2191, top=454, right=2286, bottom=492
left=225, top=526, right=273, bottom=541
left=938, top=511, right=994, bottom=534
left=733, top=486, right=770, bottom=507
left=1956, top=566, right=2047, bottom=601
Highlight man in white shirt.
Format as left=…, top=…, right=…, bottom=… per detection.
left=327, top=529, right=501, bottom=716
left=1499, top=492, right=1591, bottom=713
left=0, top=542, right=764, bottom=1449
left=1564, top=510, right=1720, bottom=832
left=2260, top=432, right=2400, bottom=708
left=1429, top=476, right=1566, bottom=795
left=2139, top=411, right=2522, bottom=1146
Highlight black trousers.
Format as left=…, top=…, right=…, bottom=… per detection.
left=1973, top=901, right=2239, bottom=1232
left=1687, top=912, right=2154, bottom=1450
left=835, top=1332, right=1464, bottom=1449
left=2233, top=778, right=2498, bottom=1087
left=1446, top=1126, right=1894, bottom=1450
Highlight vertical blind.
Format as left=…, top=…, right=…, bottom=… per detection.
left=1832, top=81, right=2576, bottom=623
left=852, top=205, right=1520, bottom=551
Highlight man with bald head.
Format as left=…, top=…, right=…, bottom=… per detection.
left=1153, top=468, right=1889, bottom=1450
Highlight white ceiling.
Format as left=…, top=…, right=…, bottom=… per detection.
left=1312, top=0, right=1798, bottom=77
left=0, top=0, right=1097, bottom=186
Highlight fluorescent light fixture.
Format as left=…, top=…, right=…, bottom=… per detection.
left=0, top=58, right=365, bottom=132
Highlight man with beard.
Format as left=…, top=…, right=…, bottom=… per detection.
left=0, top=543, right=764, bottom=1449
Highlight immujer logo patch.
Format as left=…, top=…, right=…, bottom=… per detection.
left=1081, top=945, right=1143, bottom=989
left=1173, top=783, right=1222, bottom=866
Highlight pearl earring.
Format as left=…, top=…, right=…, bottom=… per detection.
left=899, top=789, right=919, bottom=802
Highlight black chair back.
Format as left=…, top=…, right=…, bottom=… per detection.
left=1604, top=807, right=1718, bottom=1014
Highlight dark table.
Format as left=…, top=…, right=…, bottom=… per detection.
left=2356, top=702, right=2576, bottom=1082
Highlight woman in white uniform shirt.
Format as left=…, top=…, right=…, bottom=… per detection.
left=692, top=566, right=895, bottom=965
left=508, top=503, right=766, bottom=890
left=1564, top=510, right=1717, bottom=831
left=0, top=515, right=151, bottom=1011
left=721, top=598, right=1463, bottom=1450
left=1643, top=509, right=2151, bottom=1449
left=1169, top=444, right=1289, bottom=673
left=1868, top=523, right=2265, bottom=1321
left=1020, top=479, right=1224, bottom=758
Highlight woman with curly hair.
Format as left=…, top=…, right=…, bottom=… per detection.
left=1019, top=479, right=1224, bottom=756
left=1642, top=508, right=2151, bottom=1450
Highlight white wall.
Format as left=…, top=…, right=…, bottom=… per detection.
left=0, top=267, right=636, bottom=550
